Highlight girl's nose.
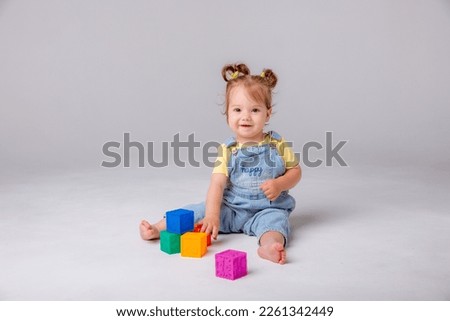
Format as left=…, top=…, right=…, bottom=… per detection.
left=241, top=111, right=251, bottom=120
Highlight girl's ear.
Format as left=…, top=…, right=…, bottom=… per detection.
left=266, top=108, right=272, bottom=121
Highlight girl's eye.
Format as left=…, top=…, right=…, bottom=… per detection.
left=233, top=108, right=241, bottom=112
left=252, top=108, right=261, bottom=113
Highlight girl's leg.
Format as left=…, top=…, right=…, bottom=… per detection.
left=242, top=207, right=290, bottom=265
left=139, top=218, right=165, bottom=240
left=139, top=202, right=206, bottom=240
left=257, top=231, right=287, bottom=264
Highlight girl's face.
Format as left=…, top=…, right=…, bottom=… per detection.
left=227, top=85, right=271, bottom=144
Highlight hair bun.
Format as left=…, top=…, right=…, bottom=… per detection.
left=260, top=68, right=277, bottom=89
left=221, top=63, right=251, bottom=82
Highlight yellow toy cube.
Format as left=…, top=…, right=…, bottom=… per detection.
left=181, top=232, right=207, bottom=258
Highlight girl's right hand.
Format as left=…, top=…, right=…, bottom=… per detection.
left=199, top=215, right=220, bottom=240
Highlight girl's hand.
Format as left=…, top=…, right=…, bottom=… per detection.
left=199, top=215, right=220, bottom=240
left=260, top=179, right=282, bottom=201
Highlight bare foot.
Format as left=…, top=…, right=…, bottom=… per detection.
left=139, top=220, right=161, bottom=240
left=258, top=242, right=286, bottom=264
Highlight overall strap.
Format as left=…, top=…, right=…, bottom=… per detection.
left=224, top=136, right=237, bottom=148
left=267, top=130, right=282, bottom=141
left=223, top=136, right=237, bottom=174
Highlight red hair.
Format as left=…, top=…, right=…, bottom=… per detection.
left=221, top=63, right=278, bottom=118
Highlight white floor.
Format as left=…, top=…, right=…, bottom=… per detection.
left=1, top=165, right=449, bottom=300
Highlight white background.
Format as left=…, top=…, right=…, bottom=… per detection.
left=1, top=0, right=449, bottom=301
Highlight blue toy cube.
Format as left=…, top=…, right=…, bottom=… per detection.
left=166, top=208, right=194, bottom=235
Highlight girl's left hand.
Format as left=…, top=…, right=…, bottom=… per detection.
left=260, top=179, right=282, bottom=201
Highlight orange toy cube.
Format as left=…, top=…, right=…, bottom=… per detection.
left=181, top=232, right=207, bottom=258
left=194, top=224, right=212, bottom=246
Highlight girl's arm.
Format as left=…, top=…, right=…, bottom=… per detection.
left=260, top=165, right=302, bottom=201
left=200, top=173, right=228, bottom=239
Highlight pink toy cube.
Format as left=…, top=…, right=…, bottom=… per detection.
left=215, top=249, right=247, bottom=280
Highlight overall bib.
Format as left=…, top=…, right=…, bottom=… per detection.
left=185, top=131, right=296, bottom=244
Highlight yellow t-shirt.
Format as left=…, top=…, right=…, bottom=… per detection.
left=213, top=133, right=299, bottom=177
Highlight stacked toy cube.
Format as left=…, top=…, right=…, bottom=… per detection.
left=160, top=208, right=208, bottom=258
left=215, top=249, right=247, bottom=280
left=159, top=230, right=180, bottom=254
left=194, top=223, right=211, bottom=246
left=181, top=232, right=207, bottom=258
left=159, top=209, right=247, bottom=280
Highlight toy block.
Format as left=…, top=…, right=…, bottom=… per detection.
left=215, top=249, right=247, bottom=280
left=160, top=230, right=180, bottom=254
left=194, top=224, right=211, bottom=246
left=180, top=232, right=207, bottom=258
left=166, top=208, right=194, bottom=235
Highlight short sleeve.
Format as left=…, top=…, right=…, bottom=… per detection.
left=277, top=139, right=299, bottom=169
left=212, top=144, right=229, bottom=176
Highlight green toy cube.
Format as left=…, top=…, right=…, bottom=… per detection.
left=160, top=230, right=180, bottom=254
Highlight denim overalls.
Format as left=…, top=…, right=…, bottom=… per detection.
left=185, top=131, right=296, bottom=244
